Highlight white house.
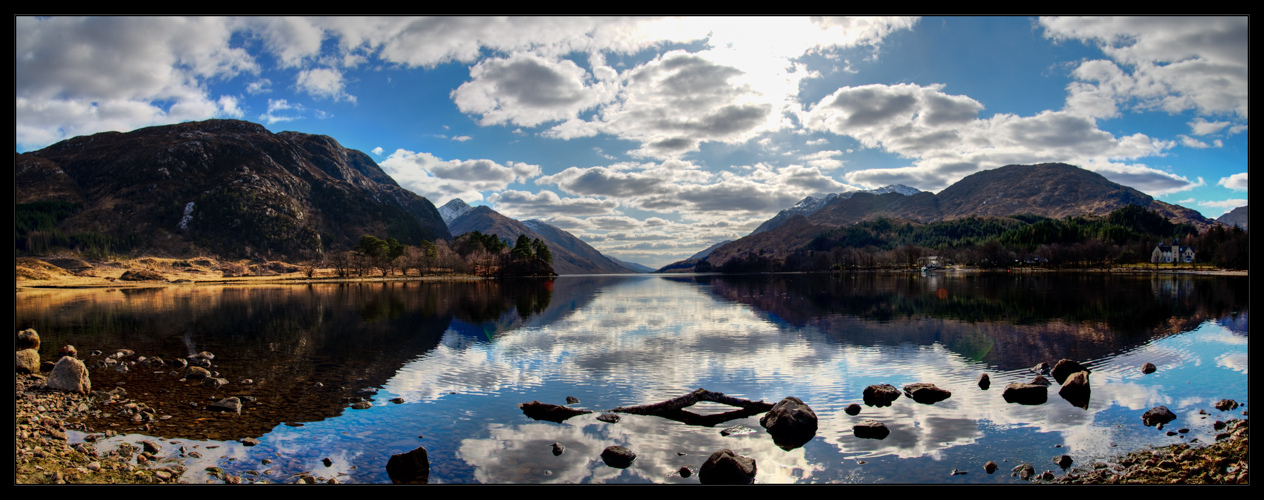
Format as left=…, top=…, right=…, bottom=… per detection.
left=1151, top=239, right=1195, bottom=263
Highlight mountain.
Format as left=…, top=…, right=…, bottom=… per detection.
left=445, top=205, right=636, bottom=274
left=1218, top=206, right=1248, bottom=231
left=16, top=119, right=450, bottom=261
left=438, top=198, right=476, bottom=226
left=749, top=184, right=922, bottom=236
left=607, top=256, right=655, bottom=273
left=698, top=163, right=1212, bottom=269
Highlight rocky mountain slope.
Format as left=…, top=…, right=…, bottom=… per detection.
left=17, top=119, right=450, bottom=261
left=750, top=184, right=922, bottom=236
left=700, top=163, right=1212, bottom=268
left=1217, top=206, right=1248, bottom=231
left=447, top=205, right=637, bottom=274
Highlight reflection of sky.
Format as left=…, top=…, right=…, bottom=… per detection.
left=373, top=277, right=1248, bottom=483
left=70, top=278, right=1246, bottom=484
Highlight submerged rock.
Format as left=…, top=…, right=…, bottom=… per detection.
left=852, top=420, right=890, bottom=440
left=600, top=446, right=636, bottom=468
left=844, top=403, right=862, bottom=416
left=862, top=384, right=901, bottom=407
left=1058, top=371, right=1092, bottom=409
left=1142, top=406, right=1177, bottom=427
left=597, top=412, right=620, bottom=423
left=977, top=373, right=990, bottom=390
left=759, top=397, right=818, bottom=450
left=207, top=397, right=242, bottom=414
left=903, top=383, right=952, bottom=404
left=699, top=449, right=756, bottom=484
left=386, top=446, right=429, bottom=484
left=551, top=442, right=564, bottom=456
left=1141, top=362, right=1157, bottom=374
left=1002, top=383, right=1048, bottom=405
left=1051, top=359, right=1091, bottom=385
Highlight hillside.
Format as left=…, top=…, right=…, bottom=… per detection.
left=447, top=205, right=635, bottom=274
left=696, top=163, right=1212, bottom=269
left=16, top=119, right=450, bottom=261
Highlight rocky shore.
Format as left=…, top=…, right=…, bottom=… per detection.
left=15, top=372, right=185, bottom=484
left=1049, top=419, right=1249, bottom=484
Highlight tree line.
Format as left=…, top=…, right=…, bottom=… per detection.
left=323, top=231, right=555, bottom=278
left=711, top=204, right=1248, bottom=273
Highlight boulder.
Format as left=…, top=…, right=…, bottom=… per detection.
left=16, top=349, right=41, bottom=374
left=1141, top=362, right=1157, bottom=374
left=903, top=383, right=952, bottom=404
left=597, top=412, right=621, bottom=423
left=977, top=373, right=990, bottom=390
left=1029, top=374, right=1051, bottom=386
left=551, top=443, right=564, bottom=456
left=185, top=366, right=211, bottom=380
left=862, top=384, right=901, bottom=407
left=844, top=403, right=862, bottom=416
left=600, top=446, right=636, bottom=468
left=386, top=446, right=429, bottom=484
left=1051, top=359, right=1090, bottom=385
left=208, top=397, right=243, bottom=414
left=1213, top=399, right=1239, bottom=411
left=1055, top=455, right=1073, bottom=469
left=1031, top=362, right=1050, bottom=375
left=984, top=461, right=998, bottom=474
left=566, top=396, right=580, bottom=404
left=1142, top=406, right=1176, bottom=427
left=1057, top=371, right=1091, bottom=409
left=17, top=328, right=40, bottom=350
left=1002, top=383, right=1047, bottom=405
left=46, top=357, right=92, bottom=394
left=698, top=449, right=756, bottom=484
left=759, top=397, right=818, bottom=450
left=852, top=420, right=890, bottom=440
left=59, top=345, right=78, bottom=358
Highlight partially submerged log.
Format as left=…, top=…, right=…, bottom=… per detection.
left=519, top=388, right=775, bottom=427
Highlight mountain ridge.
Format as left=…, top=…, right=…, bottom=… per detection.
left=16, top=119, right=450, bottom=261
left=694, top=163, right=1212, bottom=269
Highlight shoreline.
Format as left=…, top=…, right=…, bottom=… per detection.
left=15, top=255, right=1247, bottom=291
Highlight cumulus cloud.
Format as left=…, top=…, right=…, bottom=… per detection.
left=452, top=53, right=615, bottom=127
left=296, top=67, right=355, bottom=102
left=1218, top=172, right=1247, bottom=191
left=486, top=190, right=617, bottom=219
left=1042, top=16, right=1248, bottom=119
left=1198, top=198, right=1249, bottom=211
left=15, top=16, right=258, bottom=149
left=259, top=99, right=303, bottom=124
left=1178, top=135, right=1222, bottom=149
left=379, top=149, right=541, bottom=205
left=1189, top=117, right=1231, bottom=136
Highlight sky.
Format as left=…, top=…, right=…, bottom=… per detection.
left=15, top=16, right=1249, bottom=268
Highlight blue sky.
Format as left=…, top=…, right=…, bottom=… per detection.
left=16, top=16, right=1249, bottom=268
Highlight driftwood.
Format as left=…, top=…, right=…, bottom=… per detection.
left=519, top=388, right=775, bottom=427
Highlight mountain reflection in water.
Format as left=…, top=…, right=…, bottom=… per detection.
left=14, top=273, right=1247, bottom=484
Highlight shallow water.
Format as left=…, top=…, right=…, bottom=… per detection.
left=15, top=273, right=1248, bottom=484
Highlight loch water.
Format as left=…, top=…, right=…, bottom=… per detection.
left=15, top=273, right=1248, bottom=484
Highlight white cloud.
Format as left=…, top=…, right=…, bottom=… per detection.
left=259, top=99, right=304, bottom=124
left=1042, top=16, right=1249, bottom=119
left=379, top=149, right=541, bottom=206
left=296, top=67, right=355, bottom=102
left=452, top=53, right=616, bottom=128
left=487, top=190, right=618, bottom=219
left=1198, top=198, right=1249, bottom=210
left=1178, top=135, right=1221, bottom=149
left=1218, top=172, right=1247, bottom=191
left=371, top=146, right=384, bottom=155
left=1189, top=117, right=1231, bottom=136
left=15, top=16, right=259, bottom=149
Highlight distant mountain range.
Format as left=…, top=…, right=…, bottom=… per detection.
left=675, top=163, right=1213, bottom=270
left=441, top=199, right=645, bottom=274
left=17, top=119, right=450, bottom=261
left=1217, top=206, right=1248, bottom=231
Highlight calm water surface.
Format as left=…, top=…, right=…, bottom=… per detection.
left=15, top=273, right=1248, bottom=484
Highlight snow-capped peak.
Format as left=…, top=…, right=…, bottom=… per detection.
left=438, top=199, right=474, bottom=226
